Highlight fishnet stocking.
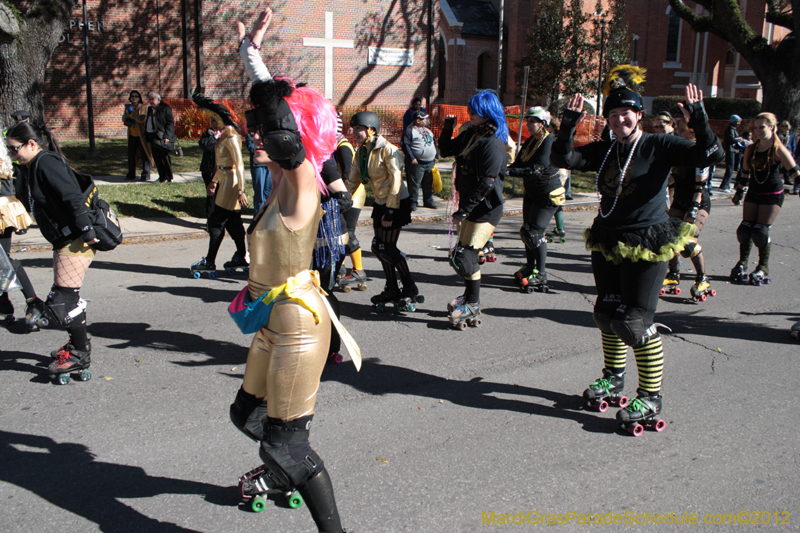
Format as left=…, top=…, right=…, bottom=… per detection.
left=53, top=253, right=92, bottom=288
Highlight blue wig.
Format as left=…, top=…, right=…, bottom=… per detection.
left=468, top=89, right=508, bottom=143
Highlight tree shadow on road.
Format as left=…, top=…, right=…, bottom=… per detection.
left=322, top=357, right=612, bottom=434
left=0, top=430, right=233, bottom=532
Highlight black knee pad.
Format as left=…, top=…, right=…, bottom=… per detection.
left=680, top=237, right=701, bottom=259
left=45, top=285, right=85, bottom=327
left=449, top=244, right=480, bottom=278
left=259, top=416, right=323, bottom=490
left=520, top=224, right=545, bottom=250
left=610, top=307, right=656, bottom=348
left=736, top=221, right=753, bottom=245
left=345, top=232, right=360, bottom=255
left=751, top=223, right=770, bottom=249
left=593, top=311, right=615, bottom=334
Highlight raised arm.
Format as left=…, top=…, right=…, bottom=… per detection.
left=238, top=7, right=274, bottom=83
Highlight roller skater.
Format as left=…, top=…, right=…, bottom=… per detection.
left=547, top=227, right=566, bottom=244
left=439, top=89, right=508, bottom=327
left=48, top=341, right=92, bottom=385
left=552, top=67, right=724, bottom=433
left=583, top=368, right=628, bottom=412
left=731, top=112, right=799, bottom=286
left=223, top=252, right=249, bottom=276
left=660, top=270, right=681, bottom=295
left=191, top=94, right=249, bottom=281
left=190, top=257, right=217, bottom=279
left=336, top=119, right=369, bottom=294
left=506, top=107, right=564, bottom=292
left=689, top=274, right=716, bottom=302
left=230, top=13, right=359, bottom=531
left=8, top=120, right=98, bottom=370
left=349, top=110, right=419, bottom=311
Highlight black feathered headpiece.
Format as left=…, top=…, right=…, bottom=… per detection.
left=191, top=93, right=237, bottom=128
left=602, top=65, right=647, bottom=118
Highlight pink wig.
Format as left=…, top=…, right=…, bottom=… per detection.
left=280, top=78, right=338, bottom=194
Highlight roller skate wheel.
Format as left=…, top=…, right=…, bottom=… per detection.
left=341, top=285, right=352, bottom=293
left=208, top=271, right=217, bottom=280
left=244, top=267, right=250, bottom=274
left=659, top=288, right=666, bottom=295
left=39, top=317, right=50, bottom=327
left=546, top=237, right=554, bottom=243
left=471, top=318, right=482, bottom=327
left=251, top=495, right=267, bottom=513
left=709, top=289, right=716, bottom=297
left=227, top=268, right=236, bottom=276
left=358, top=283, right=368, bottom=291
left=559, top=238, right=567, bottom=244
left=631, top=424, right=644, bottom=437
left=330, top=353, right=344, bottom=364
left=597, top=400, right=609, bottom=413
left=288, top=491, right=304, bottom=509
left=654, top=419, right=666, bottom=432
left=539, top=286, right=549, bottom=293
left=478, top=257, right=486, bottom=264
left=78, top=369, right=91, bottom=382
left=3, top=315, right=13, bottom=326
left=416, top=295, right=425, bottom=303
left=406, top=303, right=416, bottom=312
left=376, top=303, right=385, bottom=313
left=791, top=330, right=800, bottom=340
left=57, top=374, right=70, bottom=386
left=764, top=278, right=771, bottom=284
left=617, top=396, right=629, bottom=408
left=192, top=271, right=201, bottom=279
left=525, top=286, right=534, bottom=294
left=674, top=287, right=681, bottom=295
left=457, top=321, right=468, bottom=331
left=699, top=294, right=706, bottom=302
left=488, top=256, right=497, bottom=262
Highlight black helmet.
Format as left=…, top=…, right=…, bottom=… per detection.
left=350, top=111, right=381, bottom=134
left=602, top=87, right=644, bottom=118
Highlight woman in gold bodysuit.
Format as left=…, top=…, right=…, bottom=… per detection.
left=228, top=7, right=359, bottom=533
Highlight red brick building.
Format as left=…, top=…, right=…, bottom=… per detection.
left=45, top=0, right=440, bottom=139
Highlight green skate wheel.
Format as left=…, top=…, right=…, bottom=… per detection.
left=406, top=303, right=416, bottom=312
left=251, top=495, right=267, bottom=513
left=57, top=373, right=70, bottom=386
left=79, top=369, right=91, bottom=382
left=288, top=491, right=304, bottom=509
left=376, top=303, right=385, bottom=312
left=416, top=295, right=425, bottom=303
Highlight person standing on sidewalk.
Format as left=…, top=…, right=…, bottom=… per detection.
left=146, top=92, right=176, bottom=183
left=402, top=110, right=439, bottom=210
left=720, top=114, right=743, bottom=192
left=122, top=90, right=153, bottom=181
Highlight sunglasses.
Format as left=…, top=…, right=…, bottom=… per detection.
left=7, top=143, right=25, bottom=153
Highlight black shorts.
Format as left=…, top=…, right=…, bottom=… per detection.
left=371, top=199, right=412, bottom=229
left=744, top=190, right=785, bottom=207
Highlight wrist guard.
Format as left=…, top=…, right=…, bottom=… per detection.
left=383, top=208, right=394, bottom=222
left=452, top=209, right=468, bottom=222
left=732, top=188, right=745, bottom=206
left=331, top=190, right=353, bottom=212
left=687, top=201, right=700, bottom=220
left=558, top=109, right=582, bottom=142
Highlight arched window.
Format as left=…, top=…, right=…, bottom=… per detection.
left=665, top=7, right=682, bottom=65
left=477, top=52, right=495, bottom=89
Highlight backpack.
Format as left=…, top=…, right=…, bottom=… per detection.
left=74, top=170, right=124, bottom=251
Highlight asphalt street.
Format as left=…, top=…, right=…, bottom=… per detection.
left=2, top=195, right=799, bottom=532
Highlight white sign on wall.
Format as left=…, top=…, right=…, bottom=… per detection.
left=368, top=47, right=414, bottom=66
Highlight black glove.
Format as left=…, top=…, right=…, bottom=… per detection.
left=383, top=208, right=395, bottom=222
left=331, top=190, right=353, bottom=212
left=452, top=209, right=468, bottom=222
left=732, top=188, right=744, bottom=206
left=476, top=177, right=494, bottom=198
left=444, top=116, right=456, bottom=129
left=506, top=167, right=525, bottom=178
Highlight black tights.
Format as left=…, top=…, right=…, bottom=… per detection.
left=206, top=207, right=246, bottom=265
left=375, top=227, right=412, bottom=290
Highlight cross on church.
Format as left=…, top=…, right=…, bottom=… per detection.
left=302, top=12, right=354, bottom=100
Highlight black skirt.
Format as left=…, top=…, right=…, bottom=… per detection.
left=371, top=198, right=413, bottom=229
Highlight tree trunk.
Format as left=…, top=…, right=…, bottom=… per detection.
left=0, top=1, right=77, bottom=128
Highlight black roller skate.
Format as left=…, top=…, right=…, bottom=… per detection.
left=730, top=262, right=749, bottom=283
left=224, top=253, right=250, bottom=276
left=335, top=263, right=346, bottom=281
left=688, top=274, right=715, bottom=302
left=371, top=286, right=401, bottom=313
left=546, top=228, right=567, bottom=244
left=791, top=321, right=800, bottom=340
left=190, top=257, right=217, bottom=279
left=238, top=464, right=304, bottom=512
left=48, top=342, right=92, bottom=385
left=477, top=240, right=497, bottom=264
left=749, top=266, right=771, bottom=286
left=660, top=270, right=681, bottom=295
left=616, top=389, right=665, bottom=437
left=513, top=265, right=535, bottom=285
left=0, top=293, right=14, bottom=326
left=583, top=369, right=628, bottom=412
left=449, top=301, right=481, bottom=330
left=25, top=297, right=48, bottom=332
left=520, top=270, right=549, bottom=293
left=337, top=269, right=368, bottom=292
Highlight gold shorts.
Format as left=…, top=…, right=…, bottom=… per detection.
left=57, top=238, right=97, bottom=258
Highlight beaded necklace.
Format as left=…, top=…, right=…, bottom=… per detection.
left=749, top=145, right=773, bottom=185
left=519, top=131, right=549, bottom=163
left=415, top=126, right=433, bottom=146
left=595, top=133, right=641, bottom=219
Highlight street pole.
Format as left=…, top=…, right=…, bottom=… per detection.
left=497, top=0, right=504, bottom=94
left=513, top=66, right=530, bottom=194
left=594, top=13, right=607, bottom=116
left=83, top=0, right=99, bottom=160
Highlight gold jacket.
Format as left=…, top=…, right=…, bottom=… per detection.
left=212, top=126, right=246, bottom=211
left=347, top=135, right=406, bottom=209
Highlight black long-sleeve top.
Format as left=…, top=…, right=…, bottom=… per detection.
left=552, top=104, right=724, bottom=233
left=17, top=151, right=95, bottom=248
left=509, top=133, right=562, bottom=199
left=439, top=122, right=507, bottom=220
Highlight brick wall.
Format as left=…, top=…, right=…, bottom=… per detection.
left=44, top=0, right=440, bottom=140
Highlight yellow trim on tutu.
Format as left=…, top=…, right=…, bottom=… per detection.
left=584, top=222, right=697, bottom=264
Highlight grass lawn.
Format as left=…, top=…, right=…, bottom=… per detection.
left=100, top=181, right=256, bottom=218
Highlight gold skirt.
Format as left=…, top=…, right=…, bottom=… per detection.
left=0, top=196, right=32, bottom=233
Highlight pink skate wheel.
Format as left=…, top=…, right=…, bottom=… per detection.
left=631, top=424, right=644, bottom=437
left=654, top=419, right=666, bottom=432
left=674, top=287, right=681, bottom=295
left=709, top=289, right=716, bottom=296
left=659, top=288, right=666, bottom=295
left=618, top=396, right=629, bottom=408
left=597, top=400, right=609, bottom=413
left=700, top=294, right=706, bottom=302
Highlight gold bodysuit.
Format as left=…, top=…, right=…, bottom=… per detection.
left=212, top=126, right=246, bottom=211
left=242, top=194, right=330, bottom=421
